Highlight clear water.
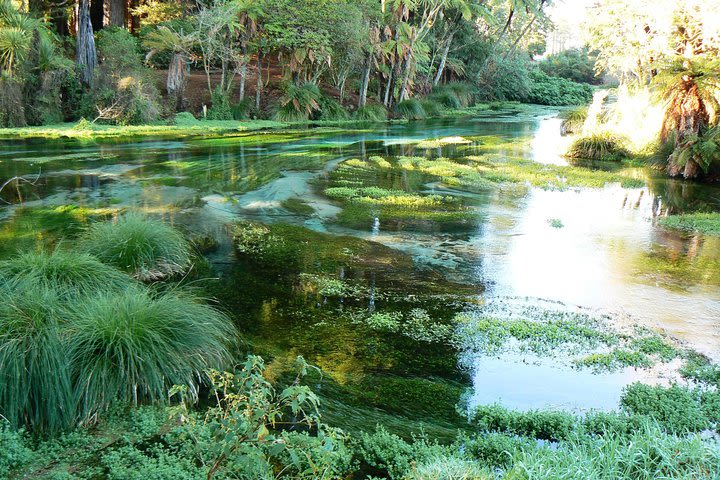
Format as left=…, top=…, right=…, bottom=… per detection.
left=2, top=110, right=719, bottom=415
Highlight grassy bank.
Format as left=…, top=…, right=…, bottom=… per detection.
left=0, top=102, right=534, bottom=141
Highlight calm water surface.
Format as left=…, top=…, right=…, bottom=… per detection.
left=2, top=110, right=719, bottom=412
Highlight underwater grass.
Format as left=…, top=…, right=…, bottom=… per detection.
left=325, top=159, right=479, bottom=230
left=80, top=213, right=192, bottom=281
left=68, top=288, right=234, bottom=420
left=0, top=280, right=74, bottom=432
left=658, top=212, right=720, bottom=237
left=0, top=250, right=136, bottom=297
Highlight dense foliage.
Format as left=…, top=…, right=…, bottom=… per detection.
left=0, top=0, right=598, bottom=128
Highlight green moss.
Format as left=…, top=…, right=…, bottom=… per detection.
left=659, top=212, right=720, bottom=237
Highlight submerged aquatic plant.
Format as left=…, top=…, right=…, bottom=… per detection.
left=0, top=280, right=74, bottom=432
left=68, top=288, right=234, bottom=419
left=0, top=249, right=135, bottom=297
left=80, top=213, right=192, bottom=281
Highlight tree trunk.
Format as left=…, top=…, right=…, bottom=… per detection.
left=358, top=52, right=372, bottom=108
left=90, top=0, right=104, bottom=31
left=108, top=0, right=126, bottom=27
left=433, top=31, right=454, bottom=86
left=255, top=51, right=263, bottom=111
left=76, top=0, right=97, bottom=86
left=129, top=0, right=140, bottom=32
left=167, top=52, right=188, bottom=112
left=398, top=47, right=414, bottom=103
left=238, top=44, right=247, bottom=101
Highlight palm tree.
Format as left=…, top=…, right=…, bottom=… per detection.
left=655, top=57, right=720, bottom=178
left=144, top=26, right=194, bottom=110
left=0, top=0, right=35, bottom=77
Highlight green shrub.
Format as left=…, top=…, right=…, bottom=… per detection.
left=0, top=250, right=135, bottom=297
left=620, top=383, right=710, bottom=433
left=476, top=55, right=532, bottom=101
left=566, top=132, right=631, bottom=161
left=464, top=432, right=532, bottom=469
left=539, top=47, right=600, bottom=85
left=396, top=98, right=427, bottom=120
left=356, top=427, right=449, bottom=480
left=471, top=404, right=576, bottom=441
left=526, top=70, right=594, bottom=106
left=94, top=27, right=161, bottom=125
left=207, top=86, right=233, bottom=120
left=231, top=98, right=254, bottom=120
left=80, top=214, right=193, bottom=281
left=274, top=83, right=321, bottom=122
left=174, top=111, right=199, bottom=125
left=0, top=280, right=74, bottom=432
left=0, top=422, right=32, bottom=472
left=68, top=288, right=234, bottom=419
left=428, top=90, right=462, bottom=109
left=354, top=104, right=388, bottom=122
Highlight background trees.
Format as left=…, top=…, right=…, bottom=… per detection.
left=0, top=0, right=583, bottom=126
left=585, top=0, right=720, bottom=179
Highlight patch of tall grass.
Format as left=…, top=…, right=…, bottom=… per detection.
left=0, top=280, right=74, bottom=432
left=354, top=104, right=388, bottom=122
left=69, top=288, right=234, bottom=419
left=80, top=213, right=192, bottom=281
left=0, top=250, right=135, bottom=297
left=396, top=99, right=427, bottom=120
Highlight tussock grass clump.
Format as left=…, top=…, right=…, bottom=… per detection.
left=0, top=281, right=74, bottom=432
left=0, top=250, right=135, bottom=297
left=566, top=132, right=631, bottom=161
left=354, top=104, right=388, bottom=122
left=69, top=289, right=233, bottom=419
left=80, top=213, right=192, bottom=281
left=316, top=95, right=350, bottom=121
left=396, top=99, right=427, bottom=120
left=560, top=106, right=587, bottom=135
left=420, top=99, right=443, bottom=117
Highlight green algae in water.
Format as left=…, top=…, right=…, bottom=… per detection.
left=0, top=205, right=117, bottom=259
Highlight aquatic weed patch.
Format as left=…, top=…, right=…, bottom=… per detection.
left=465, top=154, right=646, bottom=190
left=323, top=158, right=479, bottom=231
left=456, top=303, right=685, bottom=372
left=659, top=212, right=720, bottom=237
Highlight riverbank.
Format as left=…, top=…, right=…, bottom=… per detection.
left=0, top=103, right=540, bottom=141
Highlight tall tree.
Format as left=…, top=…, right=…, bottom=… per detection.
left=76, top=0, right=97, bottom=85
